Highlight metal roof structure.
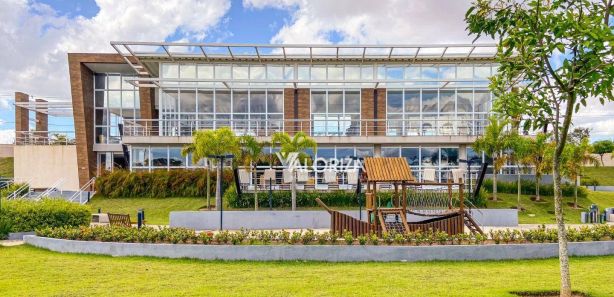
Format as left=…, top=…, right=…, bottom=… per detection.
left=111, top=41, right=498, bottom=78
left=13, top=100, right=73, bottom=117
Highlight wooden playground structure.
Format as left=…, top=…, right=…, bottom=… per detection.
left=317, top=157, right=483, bottom=237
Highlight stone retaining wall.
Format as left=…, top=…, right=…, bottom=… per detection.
left=24, top=236, right=614, bottom=262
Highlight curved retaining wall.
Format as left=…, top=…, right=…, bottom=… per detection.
left=24, top=236, right=614, bottom=262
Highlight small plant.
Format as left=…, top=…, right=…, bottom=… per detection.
left=369, top=233, right=379, bottom=245
left=316, top=232, right=330, bottom=245
left=289, top=231, right=302, bottom=244
left=382, top=232, right=394, bottom=245
left=357, top=235, right=368, bottom=245
left=279, top=230, right=290, bottom=244
left=214, top=230, right=230, bottom=244
left=199, top=232, right=213, bottom=245
left=343, top=230, right=354, bottom=245
left=329, top=231, right=339, bottom=245
left=435, top=231, right=449, bottom=245
left=301, top=229, right=316, bottom=245
left=393, top=233, right=405, bottom=245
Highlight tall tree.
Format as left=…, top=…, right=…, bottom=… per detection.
left=238, top=135, right=264, bottom=210
left=568, top=127, right=591, bottom=144
left=473, top=116, right=514, bottom=201
left=271, top=131, right=317, bottom=210
left=466, top=1, right=614, bottom=296
left=562, top=138, right=600, bottom=208
left=183, top=128, right=240, bottom=211
left=524, top=133, right=552, bottom=202
left=592, top=140, right=614, bottom=165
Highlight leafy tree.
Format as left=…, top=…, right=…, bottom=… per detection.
left=473, top=116, right=514, bottom=201
left=182, top=128, right=240, bottom=211
left=568, top=127, right=591, bottom=145
left=562, top=138, right=600, bottom=208
left=238, top=135, right=264, bottom=210
left=271, top=132, right=317, bottom=210
left=466, top=1, right=614, bottom=296
left=592, top=140, right=614, bottom=165
left=523, top=133, right=552, bottom=201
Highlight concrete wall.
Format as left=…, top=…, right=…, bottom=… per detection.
left=485, top=174, right=556, bottom=184
left=169, top=209, right=518, bottom=230
left=0, top=144, right=13, bottom=158
left=24, top=236, right=614, bottom=262
left=591, top=153, right=613, bottom=166
left=14, top=145, right=80, bottom=191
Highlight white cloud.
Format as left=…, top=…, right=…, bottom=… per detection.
left=573, top=98, right=614, bottom=139
left=243, top=0, right=487, bottom=44
left=0, top=129, right=15, bottom=144
left=0, top=98, right=12, bottom=110
left=0, top=0, right=232, bottom=98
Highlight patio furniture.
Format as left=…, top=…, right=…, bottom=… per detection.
left=422, top=168, right=437, bottom=182
left=451, top=168, right=466, bottom=184
left=108, top=213, right=133, bottom=227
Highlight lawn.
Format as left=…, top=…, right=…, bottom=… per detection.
left=0, top=157, right=13, bottom=178
left=0, top=245, right=612, bottom=296
left=88, top=197, right=207, bottom=225
left=583, top=166, right=614, bottom=186
left=485, top=191, right=614, bottom=224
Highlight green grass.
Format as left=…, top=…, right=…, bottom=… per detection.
left=88, top=197, right=208, bottom=225
left=0, top=245, right=613, bottom=296
left=0, top=157, right=13, bottom=178
left=485, top=191, right=614, bottom=224
left=583, top=166, right=614, bottom=186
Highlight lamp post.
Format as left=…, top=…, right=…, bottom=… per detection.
left=349, top=156, right=364, bottom=220
left=208, top=154, right=234, bottom=231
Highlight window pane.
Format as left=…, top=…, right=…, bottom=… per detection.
left=161, top=90, right=178, bottom=112
left=328, top=91, right=343, bottom=113
left=267, top=90, right=283, bottom=113
left=250, top=65, right=265, bottom=79
left=381, top=147, right=400, bottom=157
left=386, top=67, right=404, bottom=80
left=441, top=148, right=459, bottom=166
left=387, top=90, right=403, bottom=113
left=311, top=91, right=326, bottom=113
left=474, top=91, right=490, bottom=113
left=356, top=147, right=374, bottom=157
left=298, top=66, right=310, bottom=80
left=131, top=147, right=149, bottom=167
left=95, top=109, right=107, bottom=125
left=439, top=90, right=455, bottom=112
left=284, top=65, right=294, bottom=80
left=95, top=74, right=106, bottom=89
left=197, top=90, right=213, bottom=113
left=215, top=65, right=231, bottom=79
left=345, top=66, right=360, bottom=80
left=401, top=147, right=419, bottom=166
left=267, top=65, right=283, bottom=79
left=404, top=90, right=420, bottom=112
left=421, top=66, right=438, bottom=79
left=250, top=91, right=266, bottom=113
left=233, top=90, right=248, bottom=113
left=151, top=147, right=168, bottom=167
left=233, top=66, right=248, bottom=79
left=439, top=65, right=456, bottom=80
left=168, top=147, right=185, bottom=167
left=122, top=91, right=135, bottom=109
left=311, top=66, right=326, bottom=80
left=180, top=90, right=196, bottom=112
left=422, top=90, right=438, bottom=112
left=328, top=66, right=343, bottom=80
left=457, top=66, right=473, bottom=79
left=467, top=147, right=482, bottom=165
left=161, top=64, right=178, bottom=79
left=197, top=65, right=213, bottom=79
left=95, top=91, right=105, bottom=107
left=457, top=90, right=473, bottom=113
left=421, top=147, right=439, bottom=167
left=336, top=147, right=354, bottom=159
left=474, top=66, right=491, bottom=79
left=108, top=91, right=121, bottom=108
left=180, top=64, right=196, bottom=79
left=316, top=148, right=335, bottom=160
left=405, top=66, right=420, bottom=79
left=361, top=66, right=373, bottom=79
left=215, top=90, right=231, bottom=113
left=107, top=75, right=121, bottom=89
left=345, top=91, right=360, bottom=113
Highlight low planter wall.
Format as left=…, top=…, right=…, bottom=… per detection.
left=24, top=236, right=613, bottom=262
left=169, top=209, right=517, bottom=230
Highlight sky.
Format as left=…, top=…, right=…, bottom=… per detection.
left=0, top=0, right=612, bottom=144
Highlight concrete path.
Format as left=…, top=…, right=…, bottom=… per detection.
left=0, top=240, right=25, bottom=246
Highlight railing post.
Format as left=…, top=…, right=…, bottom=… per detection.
left=459, top=178, right=465, bottom=212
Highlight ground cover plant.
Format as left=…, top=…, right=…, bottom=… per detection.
left=582, top=167, right=614, bottom=186
left=0, top=157, right=13, bottom=178
left=36, top=224, right=614, bottom=246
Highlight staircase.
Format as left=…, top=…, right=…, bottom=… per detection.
left=463, top=210, right=484, bottom=235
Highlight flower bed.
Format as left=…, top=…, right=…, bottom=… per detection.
left=36, top=224, right=614, bottom=246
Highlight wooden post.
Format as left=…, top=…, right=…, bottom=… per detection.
left=459, top=178, right=465, bottom=212
left=447, top=178, right=453, bottom=209
left=394, top=182, right=399, bottom=207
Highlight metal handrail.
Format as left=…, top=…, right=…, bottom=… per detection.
left=35, top=178, right=65, bottom=200
left=69, top=177, right=96, bottom=204
left=6, top=182, right=30, bottom=200
left=122, top=118, right=488, bottom=138
left=14, top=131, right=76, bottom=145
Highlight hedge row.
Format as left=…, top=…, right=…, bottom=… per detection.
left=482, top=179, right=587, bottom=198
left=95, top=169, right=234, bottom=198
left=36, top=224, right=614, bottom=245
left=0, top=199, right=90, bottom=238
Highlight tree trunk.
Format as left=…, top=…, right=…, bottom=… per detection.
left=254, top=166, right=259, bottom=211
left=517, top=169, right=521, bottom=210
left=207, top=164, right=211, bottom=210
left=535, top=175, right=541, bottom=202
left=215, top=162, right=222, bottom=211
left=492, top=167, right=498, bottom=201
left=291, top=170, right=297, bottom=211
left=574, top=176, right=578, bottom=209
left=553, top=157, right=572, bottom=297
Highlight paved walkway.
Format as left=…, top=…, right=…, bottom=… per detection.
left=0, top=240, right=25, bottom=246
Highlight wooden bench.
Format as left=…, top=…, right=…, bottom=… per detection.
left=107, top=213, right=133, bottom=227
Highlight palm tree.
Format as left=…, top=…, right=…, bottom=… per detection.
left=522, top=133, right=551, bottom=202
left=508, top=133, right=530, bottom=210
left=182, top=127, right=240, bottom=211
left=562, top=138, right=599, bottom=208
left=473, top=116, right=514, bottom=201
left=270, top=131, right=317, bottom=210
left=238, top=135, right=263, bottom=210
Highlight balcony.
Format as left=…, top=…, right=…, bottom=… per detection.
left=14, top=131, right=76, bottom=145
left=121, top=118, right=486, bottom=144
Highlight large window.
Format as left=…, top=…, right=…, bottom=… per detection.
left=94, top=73, right=140, bottom=144
left=382, top=146, right=459, bottom=182
left=311, top=90, right=361, bottom=136
left=131, top=146, right=206, bottom=171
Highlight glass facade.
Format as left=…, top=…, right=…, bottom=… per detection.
left=382, top=146, right=460, bottom=181
left=94, top=73, right=140, bottom=143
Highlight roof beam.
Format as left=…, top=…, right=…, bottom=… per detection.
left=161, top=45, right=174, bottom=61
left=199, top=46, right=210, bottom=62
left=227, top=46, right=234, bottom=59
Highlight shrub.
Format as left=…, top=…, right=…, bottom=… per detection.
left=482, top=179, right=586, bottom=198
left=1, top=199, right=90, bottom=233
left=95, top=169, right=234, bottom=198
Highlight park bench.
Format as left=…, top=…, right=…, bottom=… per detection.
left=107, top=213, right=133, bottom=227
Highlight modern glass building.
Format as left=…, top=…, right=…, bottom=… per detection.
left=67, top=43, right=498, bottom=187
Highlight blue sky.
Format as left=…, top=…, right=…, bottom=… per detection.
left=0, top=0, right=612, bottom=143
